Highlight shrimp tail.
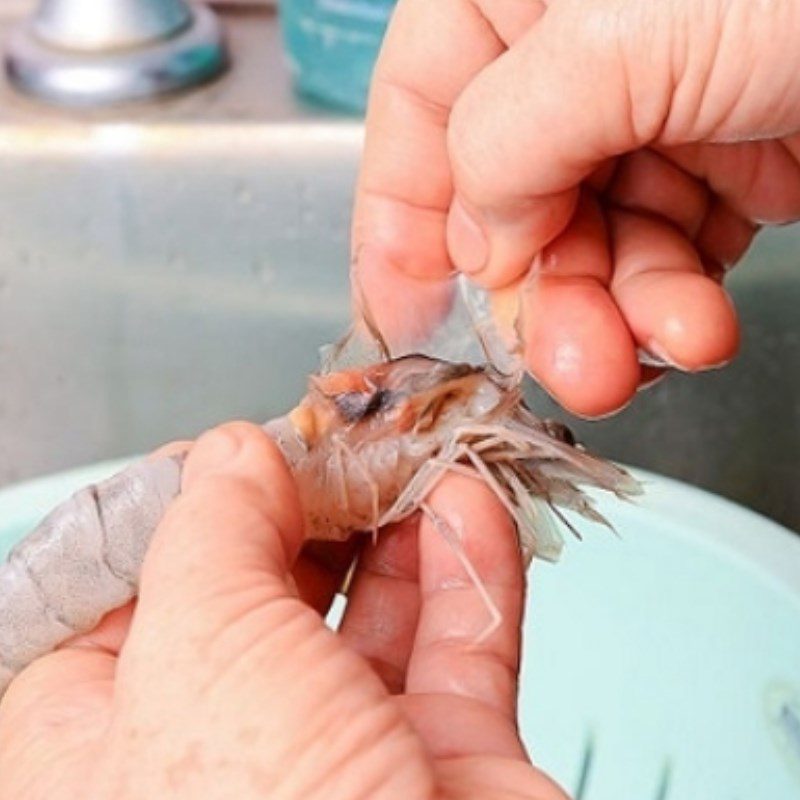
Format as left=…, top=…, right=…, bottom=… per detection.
left=0, top=454, right=184, bottom=696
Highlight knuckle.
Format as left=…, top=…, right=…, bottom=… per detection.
left=569, top=0, right=673, bottom=143
left=194, top=421, right=285, bottom=473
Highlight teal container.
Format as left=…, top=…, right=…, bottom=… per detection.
left=279, top=0, right=396, bottom=112
left=2, top=464, right=799, bottom=797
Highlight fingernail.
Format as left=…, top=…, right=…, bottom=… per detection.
left=644, top=340, right=731, bottom=372
left=644, top=340, right=684, bottom=370
left=447, top=197, right=489, bottom=274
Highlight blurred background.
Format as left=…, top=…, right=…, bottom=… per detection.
left=0, top=0, right=797, bottom=533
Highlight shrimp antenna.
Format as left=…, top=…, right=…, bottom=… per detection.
left=351, top=248, right=392, bottom=362
left=320, top=253, right=393, bottom=373
left=462, top=290, right=495, bottom=366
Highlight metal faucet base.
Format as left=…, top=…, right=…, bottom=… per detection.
left=5, top=5, right=227, bottom=107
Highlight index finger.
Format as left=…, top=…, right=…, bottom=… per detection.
left=405, top=473, right=526, bottom=720
left=352, top=0, right=542, bottom=338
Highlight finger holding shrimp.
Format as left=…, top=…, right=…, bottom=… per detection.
left=356, top=0, right=800, bottom=419
left=0, top=428, right=352, bottom=712
left=148, top=434, right=354, bottom=616
left=0, top=422, right=569, bottom=800
left=301, top=468, right=529, bottom=765
left=118, top=423, right=309, bottom=683
left=0, top=426, right=300, bottom=718
left=338, top=470, right=527, bottom=728
left=1, top=424, right=426, bottom=800
left=401, top=472, right=527, bottom=759
left=319, top=468, right=531, bottom=764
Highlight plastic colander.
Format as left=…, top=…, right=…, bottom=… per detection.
left=1, top=461, right=799, bottom=799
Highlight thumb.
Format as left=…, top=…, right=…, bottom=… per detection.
left=446, top=0, right=667, bottom=289
left=120, top=422, right=307, bottom=682
left=0, top=424, right=309, bottom=796
left=144, top=421, right=304, bottom=599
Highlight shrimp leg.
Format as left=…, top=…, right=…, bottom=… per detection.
left=419, top=502, right=502, bottom=644
left=0, top=454, right=185, bottom=696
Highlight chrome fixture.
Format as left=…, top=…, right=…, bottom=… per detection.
left=5, top=0, right=227, bottom=106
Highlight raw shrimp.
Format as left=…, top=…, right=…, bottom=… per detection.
left=0, top=332, right=640, bottom=698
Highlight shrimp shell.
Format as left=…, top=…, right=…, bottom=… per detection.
left=0, top=353, right=640, bottom=697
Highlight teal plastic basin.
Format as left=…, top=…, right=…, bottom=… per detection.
left=1, top=462, right=799, bottom=798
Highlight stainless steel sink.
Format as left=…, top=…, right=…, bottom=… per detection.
left=0, top=6, right=797, bottom=532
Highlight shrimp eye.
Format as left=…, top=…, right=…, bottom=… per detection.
left=334, top=389, right=393, bottom=423
left=543, top=420, right=576, bottom=446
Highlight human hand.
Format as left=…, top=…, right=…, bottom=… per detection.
left=0, top=423, right=567, bottom=800
left=353, top=0, right=800, bottom=417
